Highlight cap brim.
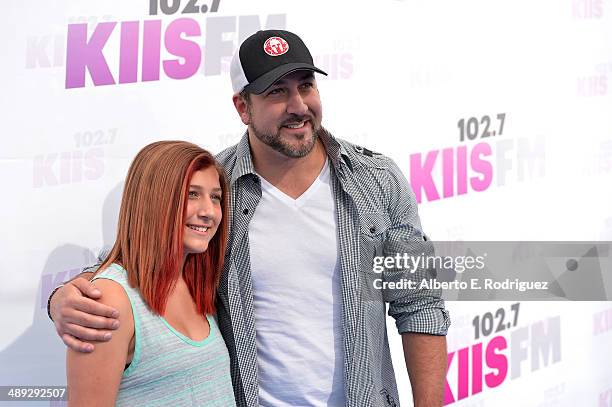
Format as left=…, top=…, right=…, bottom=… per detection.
left=244, top=62, right=328, bottom=95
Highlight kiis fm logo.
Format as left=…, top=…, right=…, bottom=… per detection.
left=64, top=5, right=286, bottom=88
left=573, top=0, right=604, bottom=18
left=409, top=113, right=546, bottom=203
left=445, top=311, right=561, bottom=405
left=33, top=129, right=116, bottom=187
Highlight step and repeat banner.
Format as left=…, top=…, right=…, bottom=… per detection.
left=1, top=0, right=611, bottom=406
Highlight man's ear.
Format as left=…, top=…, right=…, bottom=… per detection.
left=232, top=94, right=250, bottom=125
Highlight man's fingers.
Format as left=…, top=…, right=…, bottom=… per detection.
left=69, top=296, right=119, bottom=320
left=69, top=277, right=102, bottom=299
left=64, top=323, right=114, bottom=342
left=67, top=309, right=120, bottom=330
left=61, top=333, right=94, bottom=353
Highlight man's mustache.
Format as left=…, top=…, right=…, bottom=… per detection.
left=280, top=115, right=315, bottom=126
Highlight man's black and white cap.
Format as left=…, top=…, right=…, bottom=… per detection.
left=230, top=30, right=327, bottom=95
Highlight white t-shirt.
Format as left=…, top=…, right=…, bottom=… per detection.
left=248, top=160, right=346, bottom=406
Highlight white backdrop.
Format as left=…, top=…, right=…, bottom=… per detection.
left=1, top=0, right=612, bottom=405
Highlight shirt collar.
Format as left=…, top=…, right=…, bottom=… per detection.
left=230, top=132, right=257, bottom=185
left=318, top=128, right=353, bottom=172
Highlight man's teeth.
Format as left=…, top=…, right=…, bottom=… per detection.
left=284, top=122, right=305, bottom=129
left=188, top=225, right=209, bottom=232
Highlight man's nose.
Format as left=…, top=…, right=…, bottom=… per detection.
left=286, top=90, right=308, bottom=116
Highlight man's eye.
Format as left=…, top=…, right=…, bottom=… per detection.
left=301, top=82, right=313, bottom=89
left=267, top=88, right=283, bottom=96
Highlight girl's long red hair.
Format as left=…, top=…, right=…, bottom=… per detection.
left=98, top=141, right=228, bottom=315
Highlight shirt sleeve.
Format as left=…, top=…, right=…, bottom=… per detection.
left=382, top=158, right=451, bottom=336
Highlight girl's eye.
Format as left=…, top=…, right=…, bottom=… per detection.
left=211, top=194, right=222, bottom=202
left=189, top=191, right=199, bottom=198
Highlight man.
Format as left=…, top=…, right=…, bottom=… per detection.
left=48, top=30, right=450, bottom=406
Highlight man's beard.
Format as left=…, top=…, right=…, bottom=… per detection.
left=250, top=115, right=322, bottom=158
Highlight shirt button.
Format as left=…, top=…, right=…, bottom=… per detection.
left=243, top=208, right=249, bottom=215
left=369, top=226, right=376, bottom=233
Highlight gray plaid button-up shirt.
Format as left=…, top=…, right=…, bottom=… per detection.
left=215, top=130, right=450, bottom=407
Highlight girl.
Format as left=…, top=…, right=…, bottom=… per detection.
left=67, top=141, right=235, bottom=406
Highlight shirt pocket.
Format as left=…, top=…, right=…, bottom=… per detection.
left=359, top=212, right=392, bottom=302
left=359, top=212, right=391, bottom=240
left=359, top=212, right=391, bottom=263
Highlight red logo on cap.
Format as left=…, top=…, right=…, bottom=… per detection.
left=263, top=36, right=289, bottom=57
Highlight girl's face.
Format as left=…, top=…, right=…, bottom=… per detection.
left=183, top=166, right=223, bottom=256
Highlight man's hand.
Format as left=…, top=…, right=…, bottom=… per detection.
left=50, top=277, right=120, bottom=353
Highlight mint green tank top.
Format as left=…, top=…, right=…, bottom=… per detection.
left=92, top=263, right=236, bottom=406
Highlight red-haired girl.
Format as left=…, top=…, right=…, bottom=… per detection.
left=67, top=141, right=235, bottom=406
